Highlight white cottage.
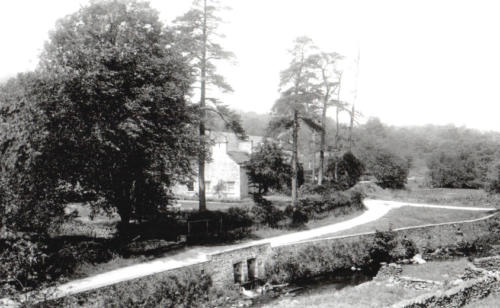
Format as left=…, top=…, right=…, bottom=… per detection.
left=174, top=132, right=264, bottom=200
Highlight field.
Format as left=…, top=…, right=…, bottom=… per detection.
left=368, top=180, right=500, bottom=209
left=320, top=206, right=493, bottom=238
left=400, top=258, right=470, bottom=281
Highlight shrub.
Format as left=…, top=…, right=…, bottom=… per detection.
left=401, top=238, right=418, bottom=259
left=298, top=183, right=328, bottom=195
left=0, top=233, right=72, bottom=297
left=427, top=151, right=482, bottom=189
left=326, top=152, right=364, bottom=189
left=246, top=142, right=292, bottom=194
left=486, top=162, right=500, bottom=193
left=369, top=230, right=398, bottom=264
left=46, top=268, right=237, bottom=307
left=251, top=194, right=285, bottom=228
left=290, top=207, right=309, bottom=226
left=297, top=187, right=366, bottom=221
left=372, top=150, right=409, bottom=189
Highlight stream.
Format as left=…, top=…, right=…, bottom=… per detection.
left=250, top=271, right=376, bottom=307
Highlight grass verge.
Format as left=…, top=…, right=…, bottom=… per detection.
left=323, top=206, right=493, bottom=237
left=367, top=182, right=500, bottom=209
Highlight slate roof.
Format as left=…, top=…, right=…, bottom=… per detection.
left=227, top=151, right=250, bottom=165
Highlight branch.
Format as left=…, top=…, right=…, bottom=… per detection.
left=202, top=105, right=246, bottom=140
left=299, top=116, right=323, bottom=132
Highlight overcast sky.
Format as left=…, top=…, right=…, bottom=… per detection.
left=1, top=0, right=499, bottom=131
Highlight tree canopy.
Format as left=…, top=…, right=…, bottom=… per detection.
left=246, top=142, right=292, bottom=194
left=172, top=0, right=244, bottom=211
left=36, top=0, right=201, bottom=226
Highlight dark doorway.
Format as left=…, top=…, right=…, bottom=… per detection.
left=247, top=258, right=257, bottom=280
left=234, top=262, right=243, bottom=283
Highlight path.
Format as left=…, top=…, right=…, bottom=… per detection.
left=7, top=199, right=496, bottom=304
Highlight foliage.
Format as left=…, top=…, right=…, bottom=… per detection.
left=298, top=183, right=328, bottom=195
left=427, top=151, right=482, bottom=189
left=0, top=73, right=66, bottom=234
left=266, top=230, right=416, bottom=284
left=36, top=0, right=201, bottom=226
left=250, top=194, right=285, bottom=228
left=246, top=142, right=292, bottom=194
left=371, top=149, right=409, bottom=189
left=369, top=230, right=398, bottom=264
left=326, top=151, right=364, bottom=189
left=212, top=180, right=226, bottom=199
left=0, top=235, right=48, bottom=296
left=269, top=36, right=322, bottom=206
left=48, top=268, right=236, bottom=308
left=352, top=119, right=500, bottom=189
left=172, top=0, right=244, bottom=211
left=298, top=188, right=366, bottom=220
left=289, top=205, right=310, bottom=226
left=486, top=162, right=500, bottom=193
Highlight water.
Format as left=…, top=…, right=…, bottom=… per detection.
left=251, top=271, right=375, bottom=307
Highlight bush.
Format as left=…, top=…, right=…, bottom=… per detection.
left=45, top=268, right=237, bottom=307
left=326, top=152, right=364, bottom=190
left=0, top=235, right=49, bottom=296
left=246, top=142, right=292, bottom=194
left=372, top=150, right=409, bottom=189
left=298, top=183, right=328, bottom=195
left=290, top=206, right=309, bottom=226
left=369, top=230, right=398, bottom=264
left=427, top=151, right=482, bottom=189
left=486, top=162, right=500, bottom=193
left=266, top=230, right=418, bottom=284
left=251, top=194, right=285, bottom=228
left=297, top=187, right=366, bottom=220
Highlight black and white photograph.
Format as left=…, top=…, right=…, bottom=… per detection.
left=1, top=0, right=500, bottom=307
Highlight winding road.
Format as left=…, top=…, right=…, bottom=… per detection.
left=4, top=199, right=496, bottom=305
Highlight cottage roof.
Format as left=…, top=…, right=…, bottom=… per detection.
left=227, top=151, right=250, bottom=165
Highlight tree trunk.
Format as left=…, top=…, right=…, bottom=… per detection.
left=334, top=73, right=342, bottom=182
left=348, top=104, right=355, bottom=151
left=198, top=0, right=208, bottom=212
left=318, top=95, right=327, bottom=185
left=311, top=132, right=316, bottom=183
left=291, top=110, right=299, bottom=207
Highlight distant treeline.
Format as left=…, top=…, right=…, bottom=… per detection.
left=225, top=111, right=500, bottom=190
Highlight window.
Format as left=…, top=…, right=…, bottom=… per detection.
left=205, top=181, right=211, bottom=191
left=187, top=181, right=194, bottom=192
left=226, top=181, right=235, bottom=192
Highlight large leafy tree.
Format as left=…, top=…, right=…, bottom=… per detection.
left=246, top=142, right=292, bottom=194
left=38, top=0, right=201, bottom=227
left=269, top=37, right=322, bottom=206
left=173, top=0, right=244, bottom=212
left=0, top=72, right=64, bottom=234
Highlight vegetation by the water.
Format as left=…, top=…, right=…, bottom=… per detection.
left=463, top=292, right=500, bottom=308
left=260, top=258, right=474, bottom=308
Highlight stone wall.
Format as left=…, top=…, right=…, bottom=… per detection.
left=391, top=274, right=500, bottom=308
left=473, top=255, right=500, bottom=271
left=275, top=213, right=497, bottom=256
left=210, top=243, right=272, bottom=287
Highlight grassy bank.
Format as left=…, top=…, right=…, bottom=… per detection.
left=367, top=181, right=500, bottom=209
left=260, top=258, right=473, bottom=308
left=325, top=206, right=493, bottom=237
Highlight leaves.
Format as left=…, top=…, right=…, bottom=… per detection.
left=33, top=0, right=201, bottom=224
